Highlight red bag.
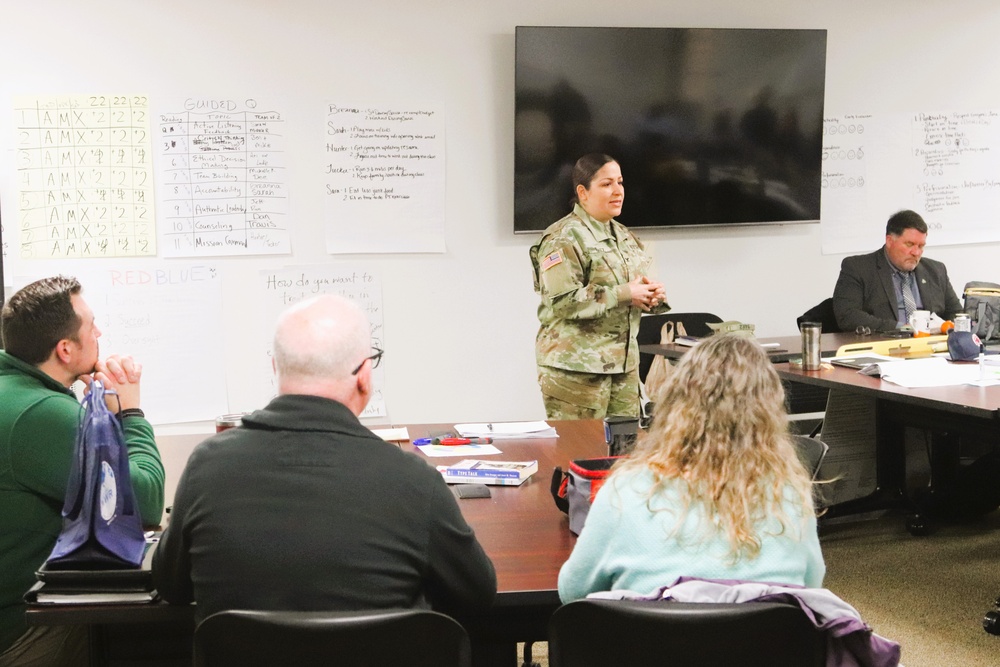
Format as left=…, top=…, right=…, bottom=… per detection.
left=550, top=457, right=621, bottom=535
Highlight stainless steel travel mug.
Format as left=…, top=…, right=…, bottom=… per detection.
left=800, top=322, right=822, bottom=371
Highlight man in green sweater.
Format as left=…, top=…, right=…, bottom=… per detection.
left=0, top=276, right=165, bottom=667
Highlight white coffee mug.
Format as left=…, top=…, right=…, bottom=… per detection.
left=908, top=309, right=931, bottom=333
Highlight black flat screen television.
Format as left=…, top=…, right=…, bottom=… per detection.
left=514, top=26, right=827, bottom=233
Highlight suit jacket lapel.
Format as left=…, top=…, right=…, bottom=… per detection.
left=912, top=263, right=931, bottom=304
left=874, top=250, right=899, bottom=319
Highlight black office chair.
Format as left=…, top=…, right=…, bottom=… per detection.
left=637, top=312, right=724, bottom=382
left=793, top=434, right=830, bottom=511
left=793, top=434, right=829, bottom=481
left=194, top=608, right=471, bottom=667
left=984, top=599, right=1000, bottom=635
left=797, top=297, right=842, bottom=333
left=549, top=598, right=825, bottom=667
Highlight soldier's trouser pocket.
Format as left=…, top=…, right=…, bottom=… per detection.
left=539, top=366, right=608, bottom=411
left=537, top=366, right=638, bottom=419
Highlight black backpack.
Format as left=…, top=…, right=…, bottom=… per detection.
left=963, top=281, right=1000, bottom=341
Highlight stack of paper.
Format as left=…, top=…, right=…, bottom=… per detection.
left=415, top=443, right=502, bottom=457
left=873, top=357, right=1000, bottom=387
left=454, top=421, right=558, bottom=439
left=372, top=427, right=409, bottom=442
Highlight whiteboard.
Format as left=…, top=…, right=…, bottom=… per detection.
left=821, top=110, right=1000, bottom=254
left=2, top=0, right=1000, bottom=431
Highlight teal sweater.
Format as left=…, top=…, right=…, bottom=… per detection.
left=558, top=467, right=825, bottom=602
left=0, top=351, right=165, bottom=652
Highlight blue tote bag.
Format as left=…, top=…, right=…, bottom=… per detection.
left=45, top=381, right=146, bottom=569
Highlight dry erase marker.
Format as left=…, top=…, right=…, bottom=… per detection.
left=433, top=437, right=494, bottom=445
left=433, top=437, right=470, bottom=446
left=413, top=430, right=458, bottom=445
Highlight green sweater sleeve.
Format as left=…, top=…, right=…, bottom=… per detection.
left=10, top=394, right=82, bottom=503
left=122, top=415, right=165, bottom=528
left=11, top=394, right=164, bottom=528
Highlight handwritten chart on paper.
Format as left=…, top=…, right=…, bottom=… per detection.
left=14, top=95, right=156, bottom=259
left=821, top=109, right=1000, bottom=254
left=820, top=114, right=874, bottom=254
left=324, top=104, right=445, bottom=254
left=256, top=266, right=386, bottom=418
left=21, top=263, right=228, bottom=424
left=158, top=99, right=289, bottom=257
left=909, top=111, right=1000, bottom=245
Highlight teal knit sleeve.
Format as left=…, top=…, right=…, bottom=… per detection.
left=557, top=478, right=622, bottom=602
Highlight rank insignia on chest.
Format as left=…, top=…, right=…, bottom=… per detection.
left=540, top=251, right=563, bottom=271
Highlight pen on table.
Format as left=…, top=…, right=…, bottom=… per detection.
left=412, top=437, right=493, bottom=446
left=434, top=437, right=494, bottom=445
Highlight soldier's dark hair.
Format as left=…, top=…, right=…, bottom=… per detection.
left=886, top=210, right=928, bottom=236
left=1, top=276, right=82, bottom=365
left=572, top=153, right=618, bottom=203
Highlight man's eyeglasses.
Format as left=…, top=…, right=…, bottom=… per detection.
left=854, top=326, right=872, bottom=336
left=351, top=347, right=383, bottom=375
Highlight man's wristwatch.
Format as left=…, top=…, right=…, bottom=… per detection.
left=118, top=408, right=146, bottom=420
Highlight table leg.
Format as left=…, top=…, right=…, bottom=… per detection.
left=822, top=397, right=916, bottom=521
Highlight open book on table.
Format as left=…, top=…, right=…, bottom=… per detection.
left=828, top=353, right=904, bottom=375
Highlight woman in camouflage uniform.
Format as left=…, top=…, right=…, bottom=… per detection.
left=530, top=154, right=669, bottom=419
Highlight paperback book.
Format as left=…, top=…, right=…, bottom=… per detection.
left=437, top=459, right=538, bottom=486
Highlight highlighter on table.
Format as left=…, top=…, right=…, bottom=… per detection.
left=434, top=437, right=493, bottom=445
left=412, top=437, right=494, bottom=446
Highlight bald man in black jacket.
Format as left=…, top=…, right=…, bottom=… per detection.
left=152, top=295, right=496, bottom=622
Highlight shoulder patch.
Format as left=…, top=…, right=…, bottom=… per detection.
left=540, top=251, right=563, bottom=271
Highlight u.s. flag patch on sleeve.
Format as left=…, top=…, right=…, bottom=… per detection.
left=540, top=251, right=563, bottom=271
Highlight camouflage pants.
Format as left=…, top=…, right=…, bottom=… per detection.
left=537, top=365, right=640, bottom=420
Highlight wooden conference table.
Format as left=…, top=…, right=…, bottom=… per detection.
left=776, top=359, right=1000, bottom=532
left=25, top=420, right=608, bottom=666
left=639, top=331, right=876, bottom=364
left=644, top=333, right=1000, bottom=532
left=640, top=332, right=862, bottom=415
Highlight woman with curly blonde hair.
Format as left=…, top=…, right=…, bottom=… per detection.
left=558, top=334, right=824, bottom=601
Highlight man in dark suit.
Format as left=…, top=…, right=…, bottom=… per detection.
left=832, top=210, right=962, bottom=332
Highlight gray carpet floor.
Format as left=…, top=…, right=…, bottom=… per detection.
left=821, top=511, right=1000, bottom=667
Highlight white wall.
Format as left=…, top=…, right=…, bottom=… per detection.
left=2, top=0, right=999, bottom=432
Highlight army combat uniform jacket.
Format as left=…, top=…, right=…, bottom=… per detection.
left=530, top=204, right=669, bottom=375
